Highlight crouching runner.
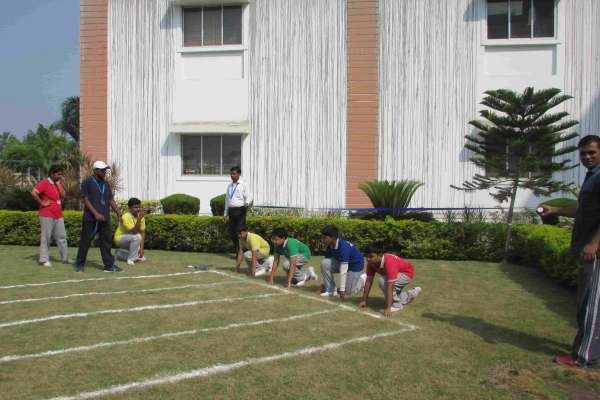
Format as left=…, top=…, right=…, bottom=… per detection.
left=358, top=246, right=421, bottom=317
left=269, top=228, right=317, bottom=288
left=236, top=225, right=274, bottom=277
left=319, top=225, right=366, bottom=300
left=114, top=197, right=146, bottom=266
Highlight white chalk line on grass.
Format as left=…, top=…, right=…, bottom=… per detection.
left=209, top=270, right=418, bottom=330
left=0, top=292, right=286, bottom=329
left=0, top=281, right=240, bottom=305
left=0, top=309, right=339, bottom=364
left=0, top=271, right=208, bottom=290
left=46, top=327, right=414, bottom=400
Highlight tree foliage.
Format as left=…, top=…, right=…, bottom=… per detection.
left=452, top=87, right=579, bottom=258
left=359, top=180, right=423, bottom=218
left=58, top=96, right=79, bottom=143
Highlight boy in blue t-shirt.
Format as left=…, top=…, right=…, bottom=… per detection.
left=319, top=225, right=366, bottom=300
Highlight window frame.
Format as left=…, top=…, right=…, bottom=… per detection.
left=182, top=5, right=244, bottom=48
left=180, top=134, right=242, bottom=177
left=484, top=0, right=558, bottom=44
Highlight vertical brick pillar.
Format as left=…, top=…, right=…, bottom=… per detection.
left=346, top=0, right=379, bottom=207
left=80, top=0, right=108, bottom=163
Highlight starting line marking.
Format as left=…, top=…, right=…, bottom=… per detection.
left=209, top=270, right=418, bottom=330
left=0, top=281, right=240, bottom=305
left=0, top=271, right=209, bottom=290
left=0, top=309, right=339, bottom=364
left=46, top=328, right=415, bottom=400
left=0, top=292, right=286, bottom=329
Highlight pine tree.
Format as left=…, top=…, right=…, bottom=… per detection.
left=452, top=87, right=579, bottom=259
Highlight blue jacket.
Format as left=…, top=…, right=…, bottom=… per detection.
left=324, top=239, right=364, bottom=272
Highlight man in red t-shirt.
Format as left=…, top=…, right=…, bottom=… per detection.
left=358, top=246, right=421, bottom=317
left=31, top=165, right=71, bottom=267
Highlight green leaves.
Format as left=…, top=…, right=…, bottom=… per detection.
left=358, top=180, right=423, bottom=218
left=455, top=87, right=579, bottom=202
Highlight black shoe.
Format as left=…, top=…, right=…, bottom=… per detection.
left=103, top=265, right=123, bottom=273
left=74, top=266, right=84, bottom=273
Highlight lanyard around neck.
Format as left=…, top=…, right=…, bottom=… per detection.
left=229, top=182, right=239, bottom=199
left=93, top=177, right=106, bottom=195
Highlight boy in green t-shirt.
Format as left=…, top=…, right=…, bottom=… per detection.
left=236, top=225, right=274, bottom=277
left=269, top=228, right=317, bottom=288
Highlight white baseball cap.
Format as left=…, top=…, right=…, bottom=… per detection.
left=92, top=161, right=110, bottom=170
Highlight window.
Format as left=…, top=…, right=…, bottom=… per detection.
left=181, top=135, right=242, bottom=175
left=183, top=6, right=243, bottom=47
left=487, top=0, right=555, bottom=40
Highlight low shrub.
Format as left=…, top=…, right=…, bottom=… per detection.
left=509, top=224, right=577, bottom=287
left=160, top=194, right=200, bottom=215
left=210, top=194, right=226, bottom=216
left=1, top=189, right=38, bottom=211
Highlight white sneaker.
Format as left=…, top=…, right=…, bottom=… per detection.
left=127, top=259, right=135, bottom=266
left=63, top=259, right=76, bottom=265
left=136, top=256, right=146, bottom=262
left=390, top=305, right=403, bottom=312
left=407, top=287, right=422, bottom=303
left=320, top=291, right=334, bottom=297
left=41, top=261, right=52, bottom=267
left=254, top=269, right=267, bottom=277
left=294, top=279, right=307, bottom=287
left=307, top=266, right=318, bottom=281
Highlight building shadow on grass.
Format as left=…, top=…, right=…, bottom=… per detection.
left=423, top=312, right=570, bottom=356
left=499, top=262, right=576, bottom=324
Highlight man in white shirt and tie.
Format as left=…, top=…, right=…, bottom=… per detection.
left=224, top=166, right=253, bottom=254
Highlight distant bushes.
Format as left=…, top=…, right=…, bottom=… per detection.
left=210, top=194, right=226, bottom=216
left=160, top=194, right=200, bottom=215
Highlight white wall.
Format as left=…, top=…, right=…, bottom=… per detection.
left=379, top=0, right=600, bottom=209
left=171, top=6, right=249, bottom=125
left=108, top=0, right=347, bottom=213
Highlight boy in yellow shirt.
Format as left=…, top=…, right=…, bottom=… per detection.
left=114, top=198, right=146, bottom=266
left=236, top=225, right=273, bottom=277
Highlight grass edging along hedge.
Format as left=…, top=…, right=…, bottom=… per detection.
left=0, top=211, right=577, bottom=287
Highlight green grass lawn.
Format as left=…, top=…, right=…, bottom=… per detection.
left=0, top=245, right=599, bottom=400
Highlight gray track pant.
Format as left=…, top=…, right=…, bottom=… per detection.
left=116, top=234, right=143, bottom=262
left=378, top=273, right=417, bottom=308
left=282, top=255, right=309, bottom=284
left=39, top=217, right=68, bottom=263
left=320, top=258, right=364, bottom=295
left=572, top=259, right=600, bottom=367
left=243, top=251, right=274, bottom=272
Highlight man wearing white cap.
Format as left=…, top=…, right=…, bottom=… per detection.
left=74, top=161, right=123, bottom=272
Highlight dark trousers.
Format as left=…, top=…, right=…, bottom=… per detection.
left=75, top=220, right=115, bottom=268
left=571, top=260, right=600, bottom=367
left=228, top=207, right=247, bottom=253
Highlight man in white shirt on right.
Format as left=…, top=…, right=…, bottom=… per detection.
left=224, top=166, right=252, bottom=255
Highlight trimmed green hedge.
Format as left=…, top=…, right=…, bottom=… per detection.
left=511, top=224, right=577, bottom=287
left=0, top=211, right=578, bottom=287
left=210, top=194, right=226, bottom=216
left=160, top=194, right=200, bottom=215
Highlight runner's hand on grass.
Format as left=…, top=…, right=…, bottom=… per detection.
left=384, top=307, right=392, bottom=318
left=338, top=291, right=346, bottom=301
left=358, top=300, right=367, bottom=309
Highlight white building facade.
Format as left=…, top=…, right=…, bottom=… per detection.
left=80, top=0, right=600, bottom=214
